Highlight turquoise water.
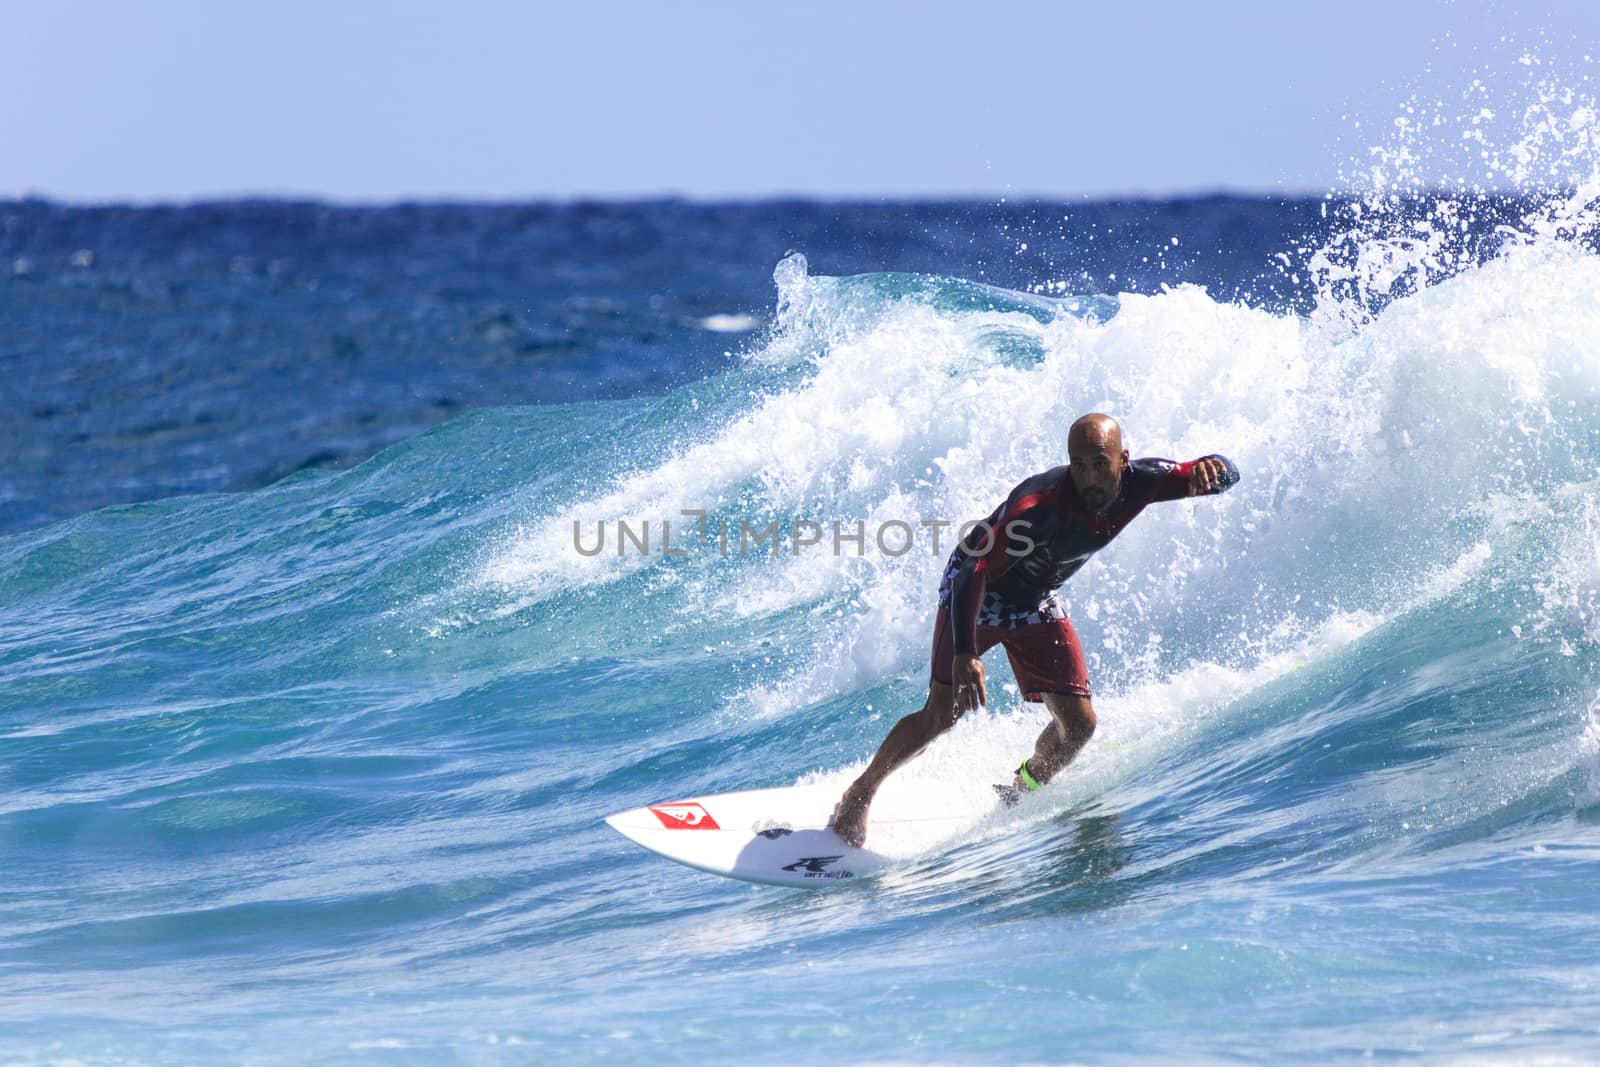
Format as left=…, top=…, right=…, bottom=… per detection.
left=5, top=219, right=1600, bottom=1061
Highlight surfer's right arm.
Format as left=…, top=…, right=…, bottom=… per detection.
left=947, top=498, right=1028, bottom=713
left=946, top=480, right=1034, bottom=659
left=946, top=554, right=989, bottom=713
left=947, top=553, right=985, bottom=657
left=946, top=483, right=1040, bottom=712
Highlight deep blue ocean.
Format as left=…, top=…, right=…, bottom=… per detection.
left=4, top=174, right=1600, bottom=1062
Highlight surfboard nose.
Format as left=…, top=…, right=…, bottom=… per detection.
left=603, top=805, right=659, bottom=848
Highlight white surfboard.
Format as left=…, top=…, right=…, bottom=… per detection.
left=605, top=779, right=1012, bottom=888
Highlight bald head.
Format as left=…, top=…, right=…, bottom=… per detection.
left=1068, top=413, right=1123, bottom=454
left=1067, top=412, right=1129, bottom=512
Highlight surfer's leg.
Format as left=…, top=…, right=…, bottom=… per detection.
left=832, top=678, right=959, bottom=847
left=1000, top=617, right=1094, bottom=788
left=834, top=605, right=989, bottom=846
left=851, top=679, right=962, bottom=793
left=1023, top=691, right=1097, bottom=785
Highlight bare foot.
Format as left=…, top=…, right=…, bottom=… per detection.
left=830, top=782, right=872, bottom=848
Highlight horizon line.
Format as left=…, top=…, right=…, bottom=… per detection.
left=4, top=184, right=1555, bottom=211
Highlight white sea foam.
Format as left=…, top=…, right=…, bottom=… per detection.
left=477, top=63, right=1600, bottom=809
left=795, top=606, right=1386, bottom=816
left=475, top=237, right=1600, bottom=708
left=726, top=244, right=1598, bottom=720
left=1581, top=691, right=1600, bottom=811
left=697, top=313, right=761, bottom=333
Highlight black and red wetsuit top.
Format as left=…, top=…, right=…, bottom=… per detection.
left=940, top=455, right=1240, bottom=654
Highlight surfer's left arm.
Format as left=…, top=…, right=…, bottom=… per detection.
left=1187, top=454, right=1239, bottom=497
left=1145, top=454, right=1240, bottom=502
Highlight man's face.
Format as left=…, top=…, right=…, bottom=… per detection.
left=1068, top=425, right=1129, bottom=512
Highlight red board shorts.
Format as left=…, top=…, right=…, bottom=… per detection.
left=930, top=609, right=1091, bottom=703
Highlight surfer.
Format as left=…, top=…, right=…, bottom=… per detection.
left=831, top=413, right=1238, bottom=847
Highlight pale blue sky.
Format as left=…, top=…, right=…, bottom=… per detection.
left=4, top=1, right=1598, bottom=202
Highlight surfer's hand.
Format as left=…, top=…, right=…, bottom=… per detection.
left=953, top=654, right=986, bottom=713
left=1189, top=457, right=1228, bottom=496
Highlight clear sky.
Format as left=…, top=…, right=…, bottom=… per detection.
left=4, top=0, right=1598, bottom=203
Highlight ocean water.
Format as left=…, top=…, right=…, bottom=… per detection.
left=6, top=104, right=1600, bottom=1067
left=1, top=196, right=1337, bottom=534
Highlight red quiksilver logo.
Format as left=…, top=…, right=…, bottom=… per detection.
left=649, top=803, right=721, bottom=830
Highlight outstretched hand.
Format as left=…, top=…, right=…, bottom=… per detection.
left=953, top=653, right=987, bottom=714
left=1189, top=457, right=1230, bottom=496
